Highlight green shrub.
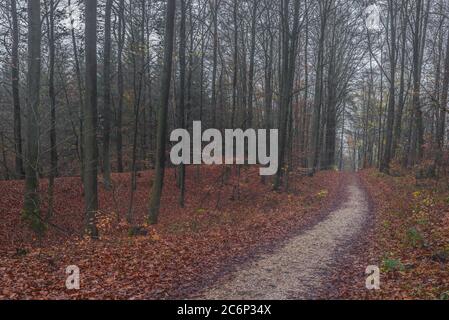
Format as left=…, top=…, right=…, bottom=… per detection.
left=382, top=258, right=405, bottom=272
left=406, top=227, right=424, bottom=248
left=440, top=291, right=449, bottom=300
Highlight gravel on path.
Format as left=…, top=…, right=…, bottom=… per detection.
left=198, top=175, right=369, bottom=300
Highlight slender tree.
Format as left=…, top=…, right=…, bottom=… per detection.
left=274, top=0, right=301, bottom=189
left=116, top=0, right=125, bottom=173
left=148, top=0, right=176, bottom=224
left=11, top=0, right=24, bottom=179
left=178, top=0, right=187, bottom=207
left=436, top=28, right=449, bottom=166
left=45, top=0, right=58, bottom=218
left=83, top=0, right=99, bottom=238
left=309, top=0, right=332, bottom=173
left=68, top=0, right=85, bottom=178
left=380, top=0, right=398, bottom=173
left=23, top=0, right=44, bottom=234
left=247, top=0, right=258, bottom=128
left=210, top=0, right=219, bottom=127
left=392, top=0, right=409, bottom=158
left=102, top=0, right=113, bottom=189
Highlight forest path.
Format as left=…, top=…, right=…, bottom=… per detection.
left=197, top=174, right=369, bottom=299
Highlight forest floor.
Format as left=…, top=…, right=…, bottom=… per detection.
left=0, top=166, right=342, bottom=299
left=196, top=174, right=369, bottom=299
left=325, top=168, right=449, bottom=300
left=1, top=166, right=448, bottom=300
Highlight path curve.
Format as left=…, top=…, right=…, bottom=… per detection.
left=198, top=175, right=369, bottom=300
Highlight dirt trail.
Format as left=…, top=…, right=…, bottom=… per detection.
left=198, top=174, right=369, bottom=300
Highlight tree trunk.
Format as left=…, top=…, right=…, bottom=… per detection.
left=247, top=0, right=258, bottom=128
left=392, top=1, right=408, bottom=159
left=210, top=0, right=219, bottom=128
left=45, top=0, right=58, bottom=219
left=410, top=0, right=429, bottom=164
left=127, top=1, right=147, bottom=223
left=102, top=0, right=113, bottom=189
left=69, top=0, right=85, bottom=179
left=148, top=0, right=176, bottom=224
left=83, top=0, right=99, bottom=238
left=178, top=0, right=187, bottom=207
left=301, top=1, right=309, bottom=168
left=308, top=1, right=329, bottom=173
left=116, top=0, right=125, bottom=173
left=231, top=0, right=239, bottom=128
left=381, top=0, right=397, bottom=173
left=274, top=0, right=300, bottom=189
left=23, top=0, right=44, bottom=235
left=436, top=29, right=449, bottom=166
left=11, top=0, right=24, bottom=179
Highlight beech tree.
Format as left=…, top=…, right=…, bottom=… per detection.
left=83, top=0, right=99, bottom=238
left=23, top=0, right=43, bottom=234
left=11, top=0, right=24, bottom=179
left=102, top=0, right=113, bottom=190
left=148, top=0, right=176, bottom=224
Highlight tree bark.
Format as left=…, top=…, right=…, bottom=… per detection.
left=148, top=0, right=176, bottom=224
left=69, top=0, right=85, bottom=179
left=392, top=1, right=408, bottom=159
left=102, top=0, right=113, bottom=189
left=231, top=0, right=239, bottom=128
left=45, top=0, right=58, bottom=219
left=11, top=0, right=24, bottom=179
left=247, top=0, right=258, bottom=128
left=274, top=0, right=300, bottom=189
left=309, top=1, right=330, bottom=173
left=380, top=0, right=397, bottom=173
left=116, top=0, right=125, bottom=173
left=23, top=0, right=44, bottom=235
left=83, top=0, right=99, bottom=238
left=178, top=0, right=187, bottom=207
left=436, top=29, right=449, bottom=166
left=210, top=0, right=219, bottom=127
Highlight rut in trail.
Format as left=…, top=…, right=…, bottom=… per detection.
left=199, top=175, right=369, bottom=300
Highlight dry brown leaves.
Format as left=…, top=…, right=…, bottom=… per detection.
left=327, top=169, right=449, bottom=300
left=0, top=166, right=341, bottom=299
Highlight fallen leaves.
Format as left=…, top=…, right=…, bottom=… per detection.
left=326, top=169, right=449, bottom=300
left=0, top=166, right=341, bottom=299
